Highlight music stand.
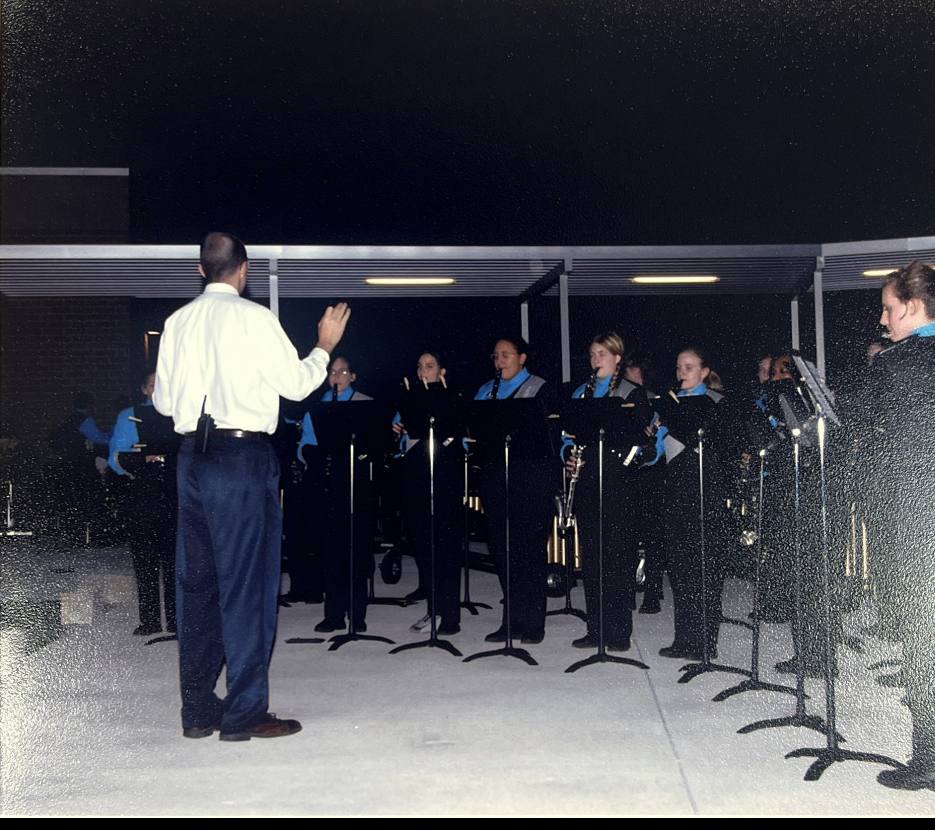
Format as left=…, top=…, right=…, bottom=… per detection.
left=462, top=399, right=555, bottom=667
left=782, top=365, right=900, bottom=780
left=652, top=393, right=748, bottom=684
left=390, top=416, right=462, bottom=658
left=713, top=447, right=797, bottom=702
left=738, top=429, right=831, bottom=737
left=299, top=401, right=395, bottom=650
left=558, top=399, right=649, bottom=674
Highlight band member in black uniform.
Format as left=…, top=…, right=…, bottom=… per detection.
left=301, top=356, right=375, bottom=633
left=474, top=337, right=557, bottom=645
left=109, top=372, right=178, bottom=636
left=393, top=352, right=463, bottom=635
left=563, top=333, right=652, bottom=651
left=842, top=261, right=935, bottom=792
left=656, top=347, right=728, bottom=661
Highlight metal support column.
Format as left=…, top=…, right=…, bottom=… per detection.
left=791, top=295, right=800, bottom=354
left=269, top=257, right=280, bottom=318
left=813, top=257, right=825, bottom=378
left=559, top=263, right=571, bottom=384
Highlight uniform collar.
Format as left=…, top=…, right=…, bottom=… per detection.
left=912, top=322, right=935, bottom=337
left=323, top=387, right=356, bottom=402
left=203, top=282, right=239, bottom=296
left=498, top=368, right=531, bottom=397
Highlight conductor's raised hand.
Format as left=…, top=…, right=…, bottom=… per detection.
left=316, top=302, right=351, bottom=354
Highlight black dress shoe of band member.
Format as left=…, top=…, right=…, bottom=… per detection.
left=183, top=723, right=220, bottom=739
left=133, top=624, right=161, bottom=637
left=606, top=639, right=632, bottom=653
left=438, top=622, right=461, bottom=636
left=404, top=589, right=427, bottom=603
left=658, top=644, right=688, bottom=659
left=314, top=618, right=346, bottom=633
left=572, top=634, right=599, bottom=649
left=638, top=601, right=661, bottom=615
left=520, top=630, right=545, bottom=645
left=354, top=621, right=367, bottom=633
left=485, top=625, right=521, bottom=643
left=877, top=761, right=935, bottom=792
left=219, top=714, right=303, bottom=742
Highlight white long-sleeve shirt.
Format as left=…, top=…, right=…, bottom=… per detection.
left=153, top=282, right=330, bottom=434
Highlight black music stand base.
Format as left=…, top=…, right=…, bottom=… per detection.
left=721, top=613, right=754, bottom=631
left=286, top=637, right=325, bottom=644
left=464, top=642, right=538, bottom=666
left=678, top=660, right=751, bottom=685
left=144, top=634, right=178, bottom=646
left=328, top=631, right=395, bottom=651
left=713, top=677, right=798, bottom=702
left=390, top=636, right=462, bottom=657
left=566, top=648, right=649, bottom=674
left=738, top=712, right=838, bottom=740
left=461, top=600, right=492, bottom=615
left=785, top=747, right=902, bottom=782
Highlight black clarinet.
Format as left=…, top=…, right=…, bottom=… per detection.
left=583, top=371, right=598, bottom=399
left=332, top=383, right=339, bottom=401
left=488, top=368, right=503, bottom=400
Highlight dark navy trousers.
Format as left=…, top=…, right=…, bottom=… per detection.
left=175, top=435, right=282, bottom=733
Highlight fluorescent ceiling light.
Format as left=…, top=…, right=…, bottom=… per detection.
left=365, top=277, right=456, bottom=285
left=631, top=275, right=719, bottom=284
left=862, top=268, right=897, bottom=277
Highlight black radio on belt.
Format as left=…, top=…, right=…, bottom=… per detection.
left=195, top=396, right=216, bottom=454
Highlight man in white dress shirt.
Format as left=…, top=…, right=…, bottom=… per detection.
left=154, top=232, right=350, bottom=741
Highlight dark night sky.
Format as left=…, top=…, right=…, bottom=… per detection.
left=3, top=0, right=934, bottom=245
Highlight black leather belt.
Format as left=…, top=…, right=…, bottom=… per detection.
left=184, top=429, right=268, bottom=440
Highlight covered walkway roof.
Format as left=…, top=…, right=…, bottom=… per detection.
left=3, top=236, right=934, bottom=378
left=2, top=237, right=934, bottom=299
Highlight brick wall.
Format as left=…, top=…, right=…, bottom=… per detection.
left=1, top=297, right=132, bottom=444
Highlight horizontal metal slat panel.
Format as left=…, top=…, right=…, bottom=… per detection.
left=821, top=249, right=935, bottom=291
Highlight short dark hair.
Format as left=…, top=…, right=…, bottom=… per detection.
left=883, top=260, right=935, bottom=319
left=330, top=355, right=355, bottom=375
left=200, top=232, right=248, bottom=282
left=494, top=336, right=530, bottom=357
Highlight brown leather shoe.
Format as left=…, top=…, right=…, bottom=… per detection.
left=219, top=715, right=302, bottom=742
